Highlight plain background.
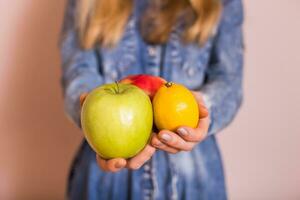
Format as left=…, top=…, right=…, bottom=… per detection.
left=0, top=0, right=299, bottom=199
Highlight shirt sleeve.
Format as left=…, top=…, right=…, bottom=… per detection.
left=200, top=0, right=244, bottom=136
left=59, top=0, right=103, bottom=128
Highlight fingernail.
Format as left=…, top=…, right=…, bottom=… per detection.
left=177, top=128, right=188, bottom=136
left=154, top=141, right=163, bottom=146
left=115, top=161, right=123, bottom=168
left=161, top=133, right=171, bottom=142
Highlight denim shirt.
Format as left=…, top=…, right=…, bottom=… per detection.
left=60, top=0, right=244, bottom=199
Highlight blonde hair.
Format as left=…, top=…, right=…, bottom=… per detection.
left=77, top=0, right=221, bottom=49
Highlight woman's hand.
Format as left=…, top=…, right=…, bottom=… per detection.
left=96, top=143, right=156, bottom=172
left=151, top=91, right=210, bottom=154
left=80, top=93, right=156, bottom=173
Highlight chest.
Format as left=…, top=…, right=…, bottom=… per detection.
left=96, top=16, right=214, bottom=90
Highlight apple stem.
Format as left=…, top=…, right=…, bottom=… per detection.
left=165, top=82, right=173, bottom=88
left=115, top=81, right=120, bottom=94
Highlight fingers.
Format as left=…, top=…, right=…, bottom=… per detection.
left=177, top=116, right=210, bottom=142
left=80, top=93, right=89, bottom=107
left=96, top=155, right=127, bottom=173
left=157, top=130, right=195, bottom=151
left=198, top=104, right=209, bottom=118
left=96, top=156, right=109, bottom=171
left=197, top=116, right=210, bottom=134
left=151, top=134, right=179, bottom=154
left=107, top=158, right=127, bottom=172
left=96, top=143, right=156, bottom=172
left=127, top=144, right=156, bottom=170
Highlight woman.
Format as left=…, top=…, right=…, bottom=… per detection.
left=60, top=0, right=244, bottom=199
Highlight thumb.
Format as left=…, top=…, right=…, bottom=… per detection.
left=191, top=91, right=209, bottom=118
left=80, top=93, right=89, bottom=108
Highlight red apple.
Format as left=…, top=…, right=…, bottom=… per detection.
left=120, top=74, right=166, bottom=99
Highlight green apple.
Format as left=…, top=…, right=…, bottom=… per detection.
left=81, top=83, right=153, bottom=159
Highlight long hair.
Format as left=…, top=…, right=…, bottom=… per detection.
left=77, top=0, right=222, bottom=49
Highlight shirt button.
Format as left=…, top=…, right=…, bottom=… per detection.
left=148, top=47, right=156, bottom=57
left=187, top=67, right=195, bottom=77
left=109, top=70, right=118, bottom=80
left=144, top=164, right=150, bottom=171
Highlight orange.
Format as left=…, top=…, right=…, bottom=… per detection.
left=153, top=82, right=199, bottom=131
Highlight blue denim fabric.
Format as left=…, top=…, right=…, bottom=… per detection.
left=60, top=0, right=244, bottom=199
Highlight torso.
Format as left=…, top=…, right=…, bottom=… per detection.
left=97, top=0, right=215, bottom=90
left=67, top=1, right=227, bottom=199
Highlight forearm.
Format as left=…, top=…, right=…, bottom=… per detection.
left=62, top=71, right=102, bottom=127
left=60, top=0, right=103, bottom=127
left=201, top=73, right=243, bottom=135
left=200, top=0, right=244, bottom=135
left=60, top=38, right=103, bottom=127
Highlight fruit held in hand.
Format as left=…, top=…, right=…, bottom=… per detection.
left=81, top=83, right=153, bottom=159
left=120, top=74, right=166, bottom=99
left=153, top=82, right=199, bottom=131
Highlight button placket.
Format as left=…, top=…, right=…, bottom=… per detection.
left=145, top=45, right=160, bottom=76
left=148, top=46, right=156, bottom=57
left=142, top=161, right=154, bottom=200
left=109, top=69, right=118, bottom=81
left=117, top=17, right=138, bottom=76
left=168, top=31, right=183, bottom=81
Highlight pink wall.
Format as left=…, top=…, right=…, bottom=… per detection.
left=0, top=1, right=82, bottom=199
left=0, top=0, right=299, bottom=199
left=218, top=0, right=300, bottom=199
